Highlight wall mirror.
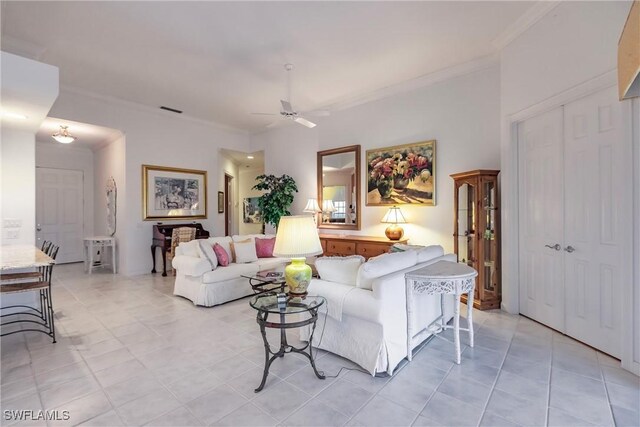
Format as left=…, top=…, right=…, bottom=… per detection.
left=317, top=145, right=361, bottom=230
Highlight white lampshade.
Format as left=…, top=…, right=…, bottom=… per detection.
left=303, top=198, right=322, bottom=213
left=273, top=215, right=323, bottom=258
left=381, top=206, right=407, bottom=224
left=322, top=199, right=336, bottom=213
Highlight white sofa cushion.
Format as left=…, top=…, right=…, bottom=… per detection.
left=416, top=245, right=444, bottom=263
left=356, top=250, right=418, bottom=290
left=315, top=255, right=365, bottom=286
left=234, top=240, right=259, bottom=263
left=178, top=240, right=200, bottom=258
left=202, top=263, right=259, bottom=284
left=196, top=240, right=218, bottom=270
left=254, top=257, right=288, bottom=271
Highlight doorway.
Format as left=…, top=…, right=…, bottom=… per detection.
left=36, top=167, right=84, bottom=263
left=517, top=86, right=632, bottom=358
left=224, top=174, right=233, bottom=236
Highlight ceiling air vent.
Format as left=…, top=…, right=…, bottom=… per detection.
left=160, top=106, right=183, bottom=114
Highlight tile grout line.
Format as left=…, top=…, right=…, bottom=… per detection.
left=545, top=332, right=555, bottom=427
left=472, top=321, right=516, bottom=427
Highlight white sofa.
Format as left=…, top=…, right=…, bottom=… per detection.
left=301, top=246, right=456, bottom=376
left=172, top=235, right=289, bottom=307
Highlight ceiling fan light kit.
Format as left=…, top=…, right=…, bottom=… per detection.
left=250, top=63, right=327, bottom=129
left=52, top=125, right=77, bottom=144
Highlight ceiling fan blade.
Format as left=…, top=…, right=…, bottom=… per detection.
left=266, top=121, right=285, bottom=129
left=301, top=109, right=330, bottom=117
left=280, top=100, right=294, bottom=113
left=250, top=112, right=280, bottom=116
left=294, top=117, right=317, bottom=128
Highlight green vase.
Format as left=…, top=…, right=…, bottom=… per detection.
left=377, top=180, right=393, bottom=199
left=285, top=258, right=312, bottom=297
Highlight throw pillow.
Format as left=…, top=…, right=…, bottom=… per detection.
left=234, top=240, right=259, bottom=263
left=390, top=243, right=425, bottom=253
left=255, top=237, right=276, bottom=258
left=229, top=238, right=251, bottom=263
left=212, top=243, right=230, bottom=267
left=207, top=237, right=233, bottom=262
left=356, top=250, right=418, bottom=290
left=315, top=255, right=365, bottom=286
left=197, top=240, right=218, bottom=270
left=179, top=240, right=200, bottom=258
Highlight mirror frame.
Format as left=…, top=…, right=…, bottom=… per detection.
left=317, top=145, right=361, bottom=230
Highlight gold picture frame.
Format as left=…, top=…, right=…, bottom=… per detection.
left=142, top=164, right=207, bottom=220
left=366, top=140, right=436, bottom=206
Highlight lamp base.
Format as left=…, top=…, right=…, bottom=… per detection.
left=284, top=258, right=312, bottom=298
left=385, top=224, right=405, bottom=241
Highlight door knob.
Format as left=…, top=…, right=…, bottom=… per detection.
left=36, top=224, right=42, bottom=231
left=564, top=245, right=575, bottom=253
left=545, top=244, right=561, bottom=251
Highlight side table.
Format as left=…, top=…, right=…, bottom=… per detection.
left=405, top=260, right=477, bottom=364
left=249, top=293, right=326, bottom=392
left=84, top=237, right=116, bottom=274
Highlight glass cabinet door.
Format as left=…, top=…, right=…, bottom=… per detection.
left=481, top=178, right=498, bottom=297
left=456, top=182, right=476, bottom=267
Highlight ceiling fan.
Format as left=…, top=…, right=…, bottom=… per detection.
left=251, top=63, right=329, bottom=129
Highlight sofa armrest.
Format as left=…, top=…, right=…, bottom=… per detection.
left=172, top=255, right=210, bottom=277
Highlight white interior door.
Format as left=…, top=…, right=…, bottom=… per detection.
left=563, top=86, right=631, bottom=358
left=518, top=107, right=566, bottom=332
left=518, top=86, right=631, bottom=358
left=36, top=168, right=84, bottom=264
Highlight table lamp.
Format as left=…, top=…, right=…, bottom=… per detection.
left=303, top=198, right=322, bottom=224
left=381, top=205, right=407, bottom=240
left=322, top=199, right=336, bottom=223
left=273, top=215, right=323, bottom=297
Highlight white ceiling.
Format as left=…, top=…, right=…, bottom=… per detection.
left=221, top=148, right=265, bottom=169
left=1, top=1, right=535, bottom=132
left=36, top=117, right=121, bottom=150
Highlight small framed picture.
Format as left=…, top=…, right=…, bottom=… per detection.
left=218, top=191, right=225, bottom=214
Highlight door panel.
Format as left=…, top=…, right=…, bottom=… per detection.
left=36, top=168, right=84, bottom=264
left=563, top=86, right=630, bottom=358
left=518, top=107, right=565, bottom=331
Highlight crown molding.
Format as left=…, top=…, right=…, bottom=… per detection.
left=324, top=53, right=500, bottom=113
left=492, top=1, right=561, bottom=50
left=59, top=85, right=249, bottom=136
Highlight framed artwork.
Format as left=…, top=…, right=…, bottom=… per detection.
left=142, top=165, right=207, bottom=220
left=366, top=140, right=436, bottom=206
left=218, top=191, right=225, bottom=214
left=243, top=197, right=263, bottom=224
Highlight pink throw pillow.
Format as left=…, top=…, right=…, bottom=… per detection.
left=213, top=243, right=230, bottom=266
left=255, top=237, right=275, bottom=258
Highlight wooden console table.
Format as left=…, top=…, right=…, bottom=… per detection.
left=319, top=234, right=407, bottom=259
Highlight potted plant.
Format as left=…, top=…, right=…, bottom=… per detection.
left=252, top=174, right=298, bottom=231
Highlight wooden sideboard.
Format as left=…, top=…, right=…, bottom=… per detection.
left=319, top=234, right=407, bottom=259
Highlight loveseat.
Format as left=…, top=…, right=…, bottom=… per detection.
left=301, top=245, right=456, bottom=376
left=172, top=234, right=288, bottom=307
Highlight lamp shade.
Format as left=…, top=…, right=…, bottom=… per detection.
left=273, top=215, right=323, bottom=258
left=303, top=198, right=322, bottom=213
left=381, top=206, right=407, bottom=224
left=322, top=199, right=336, bottom=213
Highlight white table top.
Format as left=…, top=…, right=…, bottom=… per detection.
left=405, top=260, right=477, bottom=281
left=84, top=236, right=115, bottom=241
left=0, top=245, right=55, bottom=271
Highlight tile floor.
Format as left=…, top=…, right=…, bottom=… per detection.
left=1, top=263, right=639, bottom=427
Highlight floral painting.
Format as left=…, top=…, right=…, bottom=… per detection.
left=243, top=197, right=263, bottom=224
left=366, top=140, right=436, bottom=206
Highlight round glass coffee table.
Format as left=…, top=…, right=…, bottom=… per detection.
left=249, top=292, right=326, bottom=392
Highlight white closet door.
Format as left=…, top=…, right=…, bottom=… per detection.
left=563, top=86, right=631, bottom=358
left=518, top=107, right=565, bottom=332
left=36, top=168, right=84, bottom=264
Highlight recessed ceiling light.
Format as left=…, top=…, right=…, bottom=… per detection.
left=52, top=125, right=77, bottom=144
left=247, top=155, right=254, bottom=159
left=0, top=111, right=28, bottom=120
